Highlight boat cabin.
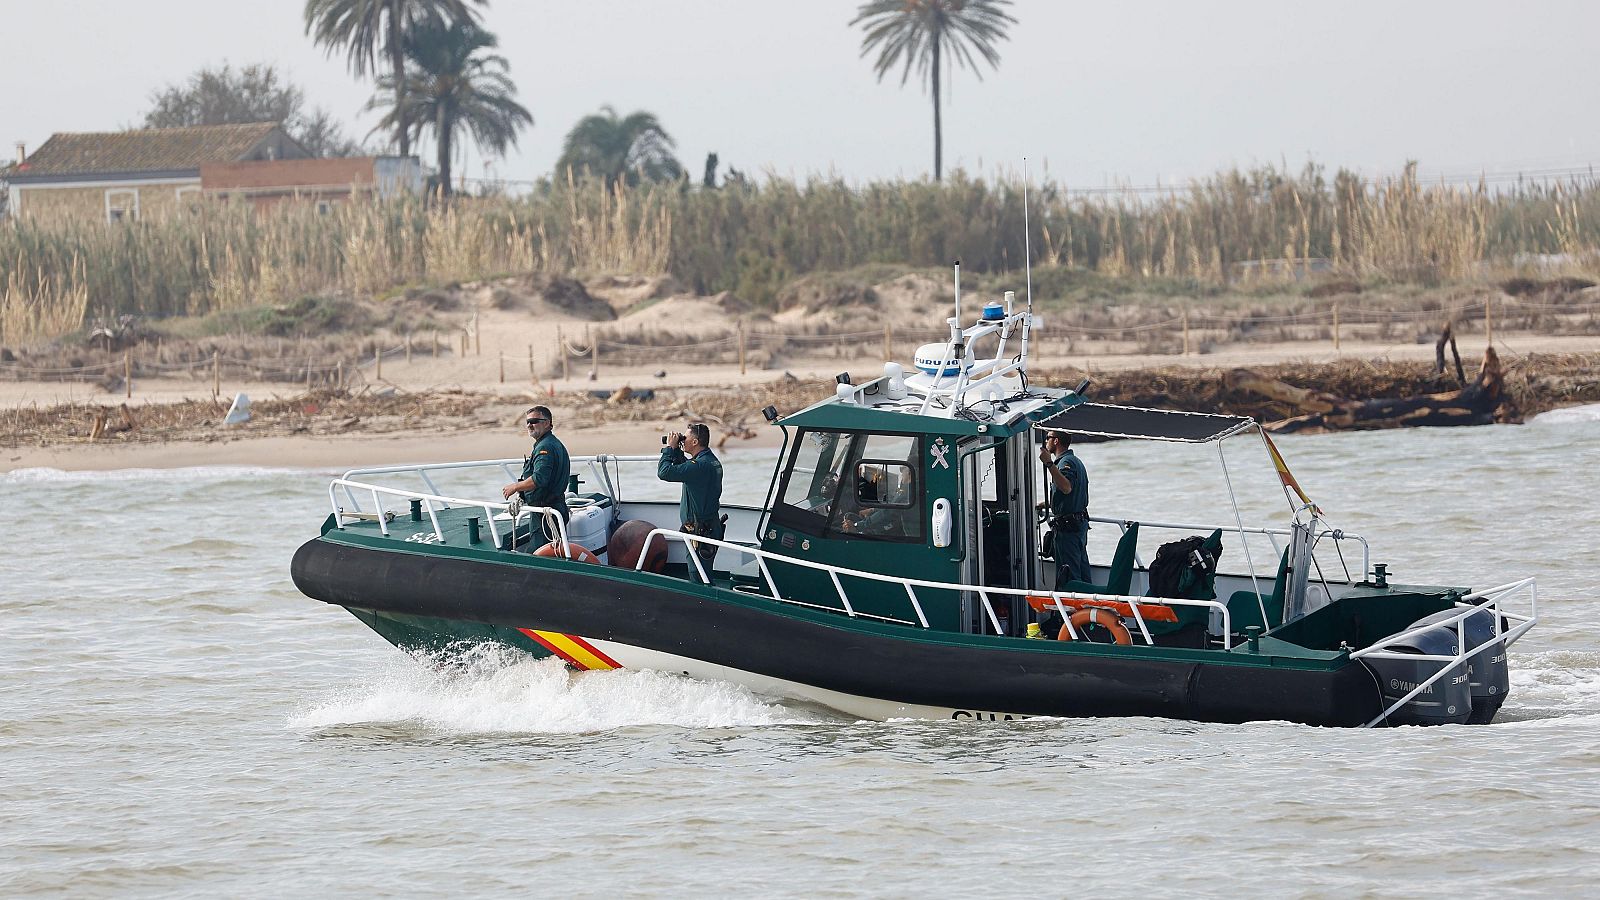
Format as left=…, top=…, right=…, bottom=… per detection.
left=759, top=381, right=1065, bottom=633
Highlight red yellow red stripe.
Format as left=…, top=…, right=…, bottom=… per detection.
left=517, top=629, right=622, bottom=671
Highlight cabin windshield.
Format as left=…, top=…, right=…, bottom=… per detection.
left=772, top=429, right=924, bottom=542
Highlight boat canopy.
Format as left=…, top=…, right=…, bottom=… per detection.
left=1034, top=402, right=1254, bottom=443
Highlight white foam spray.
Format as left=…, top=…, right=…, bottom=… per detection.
left=289, top=644, right=837, bottom=735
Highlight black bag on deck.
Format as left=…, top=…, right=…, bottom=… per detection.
left=1146, top=535, right=1220, bottom=600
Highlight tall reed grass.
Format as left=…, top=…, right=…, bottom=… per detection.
left=2, top=163, right=1597, bottom=344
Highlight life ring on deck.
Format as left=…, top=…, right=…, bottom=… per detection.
left=1059, top=607, right=1133, bottom=645
left=534, top=542, right=601, bottom=564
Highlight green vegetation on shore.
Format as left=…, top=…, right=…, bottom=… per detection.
left=4, top=163, right=1598, bottom=345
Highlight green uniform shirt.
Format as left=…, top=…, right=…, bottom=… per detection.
left=658, top=446, right=723, bottom=531
left=520, top=432, right=571, bottom=518
left=1050, top=449, right=1089, bottom=527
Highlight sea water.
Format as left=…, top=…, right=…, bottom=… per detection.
left=4, top=412, right=1600, bottom=896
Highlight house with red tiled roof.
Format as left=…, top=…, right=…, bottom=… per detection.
left=5, top=122, right=310, bottom=221
left=8, top=123, right=424, bottom=221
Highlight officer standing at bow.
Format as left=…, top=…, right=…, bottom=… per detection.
left=502, top=405, right=571, bottom=548
left=658, top=422, right=724, bottom=579
left=1040, top=429, right=1091, bottom=585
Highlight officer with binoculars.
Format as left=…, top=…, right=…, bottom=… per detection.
left=658, top=423, right=724, bottom=579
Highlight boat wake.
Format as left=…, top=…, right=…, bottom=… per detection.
left=288, top=643, right=839, bottom=736
left=1498, top=649, right=1600, bottom=724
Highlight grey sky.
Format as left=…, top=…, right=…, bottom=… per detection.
left=5, top=0, right=1598, bottom=189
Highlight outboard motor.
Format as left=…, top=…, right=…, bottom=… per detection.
left=1363, top=622, right=1473, bottom=726
left=1408, top=607, right=1510, bottom=725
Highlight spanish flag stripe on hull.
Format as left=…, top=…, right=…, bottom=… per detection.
left=517, top=628, right=622, bottom=671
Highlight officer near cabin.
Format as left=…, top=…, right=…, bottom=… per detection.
left=501, top=405, right=571, bottom=547
left=1040, top=429, right=1091, bottom=585
left=658, top=422, right=724, bottom=578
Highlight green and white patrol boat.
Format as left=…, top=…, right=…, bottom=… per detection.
left=293, top=277, right=1536, bottom=727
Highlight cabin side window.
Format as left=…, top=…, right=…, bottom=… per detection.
left=773, top=430, right=856, bottom=535
left=772, top=430, right=924, bottom=541
left=829, top=434, right=923, bottom=541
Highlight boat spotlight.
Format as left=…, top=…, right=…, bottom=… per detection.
left=882, top=362, right=907, bottom=400
left=1073, top=377, right=1092, bottom=397
left=762, top=405, right=779, bottom=423
left=836, top=372, right=853, bottom=386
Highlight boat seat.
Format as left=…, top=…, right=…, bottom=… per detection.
left=1059, top=522, right=1139, bottom=597
left=1139, top=528, right=1225, bottom=643
left=1227, top=546, right=1291, bottom=633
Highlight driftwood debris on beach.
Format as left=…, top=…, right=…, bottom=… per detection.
left=1225, top=346, right=1509, bottom=433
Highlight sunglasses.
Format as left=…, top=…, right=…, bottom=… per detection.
left=525, top=417, right=547, bottom=426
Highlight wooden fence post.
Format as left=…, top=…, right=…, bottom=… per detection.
left=336, top=359, right=343, bottom=389
left=406, top=333, right=413, bottom=364
left=738, top=319, right=747, bottom=375
left=473, top=310, right=481, bottom=356
left=1182, top=308, right=1191, bottom=356
left=1485, top=296, right=1493, bottom=345
left=212, top=350, right=220, bottom=399
left=461, top=330, right=469, bottom=357
left=375, top=346, right=382, bottom=381
left=558, top=325, right=569, bottom=381
left=528, top=344, right=535, bottom=382
left=125, top=350, right=132, bottom=399
left=587, top=324, right=598, bottom=380
left=1332, top=302, right=1341, bottom=352
left=432, top=332, right=439, bottom=358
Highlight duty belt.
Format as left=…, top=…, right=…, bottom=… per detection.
left=682, top=513, right=728, bottom=535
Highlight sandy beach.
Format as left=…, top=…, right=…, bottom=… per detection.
left=5, top=315, right=1598, bottom=473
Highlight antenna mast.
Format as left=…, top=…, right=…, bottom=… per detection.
left=1021, top=159, right=1035, bottom=366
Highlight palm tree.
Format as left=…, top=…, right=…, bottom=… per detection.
left=365, top=18, right=532, bottom=196
left=852, top=0, right=1016, bottom=181
left=555, top=106, right=683, bottom=187
left=304, top=0, right=483, bottom=157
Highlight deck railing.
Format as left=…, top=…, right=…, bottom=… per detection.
left=340, top=455, right=660, bottom=511
left=1090, top=514, right=1372, bottom=583
left=634, top=526, right=1234, bottom=648
left=327, top=477, right=571, bottom=552
left=1349, top=577, right=1538, bottom=727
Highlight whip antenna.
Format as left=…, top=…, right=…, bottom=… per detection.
left=1021, top=159, right=1035, bottom=366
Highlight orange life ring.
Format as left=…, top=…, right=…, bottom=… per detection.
left=1058, top=607, right=1133, bottom=645
left=533, top=542, right=601, bottom=564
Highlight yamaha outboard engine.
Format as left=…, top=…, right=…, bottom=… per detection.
left=1363, top=621, right=1474, bottom=726
left=1408, top=607, right=1510, bottom=724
